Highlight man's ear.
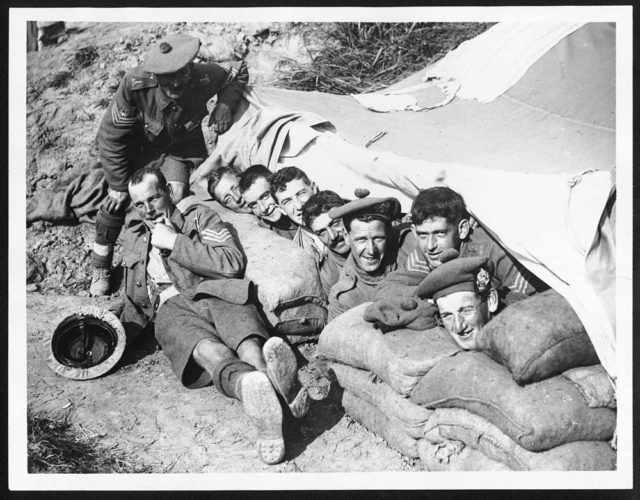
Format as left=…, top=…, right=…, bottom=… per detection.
left=458, top=218, right=470, bottom=240
left=487, top=288, right=499, bottom=314
left=311, top=182, right=318, bottom=195
left=411, top=223, right=418, bottom=238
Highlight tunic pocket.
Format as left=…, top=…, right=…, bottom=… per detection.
left=143, top=116, right=164, bottom=143
left=123, top=253, right=145, bottom=303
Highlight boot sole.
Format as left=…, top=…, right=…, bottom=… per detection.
left=263, top=337, right=299, bottom=402
left=240, top=371, right=284, bottom=465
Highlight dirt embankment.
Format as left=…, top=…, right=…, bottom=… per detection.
left=26, top=21, right=421, bottom=472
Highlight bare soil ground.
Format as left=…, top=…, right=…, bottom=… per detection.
left=26, top=21, right=423, bottom=472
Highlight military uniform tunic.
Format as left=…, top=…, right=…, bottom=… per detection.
left=376, top=226, right=548, bottom=302
left=327, top=223, right=415, bottom=322
left=120, top=202, right=268, bottom=390
left=98, top=61, right=249, bottom=192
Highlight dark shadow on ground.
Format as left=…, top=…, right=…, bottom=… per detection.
left=114, top=328, right=161, bottom=371
left=282, top=382, right=345, bottom=461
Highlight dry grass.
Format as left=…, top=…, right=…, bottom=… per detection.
left=276, top=22, right=495, bottom=94
left=28, top=410, right=153, bottom=473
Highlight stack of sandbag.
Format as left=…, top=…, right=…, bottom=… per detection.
left=318, top=291, right=617, bottom=470
left=412, top=289, right=617, bottom=471
left=317, top=302, right=461, bottom=458
left=178, top=196, right=327, bottom=336
left=411, top=353, right=617, bottom=470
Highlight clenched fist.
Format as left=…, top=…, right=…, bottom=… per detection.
left=151, top=217, right=178, bottom=251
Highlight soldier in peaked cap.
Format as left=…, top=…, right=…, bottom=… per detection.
left=90, top=33, right=249, bottom=296
left=414, top=254, right=499, bottom=351
left=326, top=195, right=416, bottom=322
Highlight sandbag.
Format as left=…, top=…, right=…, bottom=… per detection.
left=424, top=407, right=616, bottom=471
left=341, top=390, right=419, bottom=458
left=329, top=361, right=432, bottom=439
left=477, top=288, right=600, bottom=384
left=562, top=365, right=616, bottom=409
left=318, top=303, right=460, bottom=395
left=179, top=196, right=327, bottom=335
left=410, top=351, right=616, bottom=451
left=417, top=438, right=512, bottom=471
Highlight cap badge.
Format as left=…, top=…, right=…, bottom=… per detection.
left=475, top=267, right=491, bottom=293
left=159, top=42, right=172, bottom=54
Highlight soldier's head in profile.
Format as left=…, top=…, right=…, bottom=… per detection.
left=239, top=165, right=284, bottom=223
left=142, top=34, right=201, bottom=101
left=303, top=190, right=350, bottom=257
left=271, top=167, right=319, bottom=226
left=416, top=255, right=499, bottom=350
left=410, top=187, right=472, bottom=270
left=207, top=165, right=251, bottom=213
left=331, top=197, right=400, bottom=275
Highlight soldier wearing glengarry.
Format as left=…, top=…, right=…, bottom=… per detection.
left=90, top=34, right=248, bottom=296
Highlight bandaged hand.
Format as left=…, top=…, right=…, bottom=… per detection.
left=151, top=217, right=178, bottom=251
left=104, top=188, right=129, bottom=214
left=208, top=102, right=232, bottom=134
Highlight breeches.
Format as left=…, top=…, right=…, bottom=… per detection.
left=154, top=294, right=269, bottom=392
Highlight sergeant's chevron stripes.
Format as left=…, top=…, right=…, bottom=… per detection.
left=111, top=103, right=136, bottom=128
left=201, top=227, right=232, bottom=243
left=405, top=249, right=431, bottom=274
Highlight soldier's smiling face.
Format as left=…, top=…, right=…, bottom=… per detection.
left=214, top=172, right=251, bottom=214
left=412, top=216, right=467, bottom=269
left=345, top=218, right=388, bottom=273
left=242, top=176, right=282, bottom=222
left=156, top=64, right=192, bottom=100
left=274, top=178, right=317, bottom=226
left=310, top=212, right=350, bottom=256
left=436, top=290, right=497, bottom=350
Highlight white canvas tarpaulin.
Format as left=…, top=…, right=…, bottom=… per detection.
left=353, top=22, right=586, bottom=111
left=191, top=22, right=619, bottom=381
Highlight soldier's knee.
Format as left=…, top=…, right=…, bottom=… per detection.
left=193, top=337, right=234, bottom=367
left=95, top=210, right=126, bottom=246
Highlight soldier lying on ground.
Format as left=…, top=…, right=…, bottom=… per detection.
left=206, top=165, right=251, bottom=214
left=302, top=190, right=350, bottom=300
left=238, top=165, right=298, bottom=240
left=90, top=33, right=248, bottom=297
left=326, top=197, right=414, bottom=322
left=377, top=186, right=548, bottom=303
left=120, top=166, right=309, bottom=465
left=270, top=166, right=325, bottom=259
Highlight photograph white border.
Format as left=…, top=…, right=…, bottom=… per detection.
left=9, top=5, right=634, bottom=491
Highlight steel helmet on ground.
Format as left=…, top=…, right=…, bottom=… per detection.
left=47, top=305, right=127, bottom=380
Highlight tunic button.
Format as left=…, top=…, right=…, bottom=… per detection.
left=136, top=281, right=142, bottom=287
left=142, top=237, right=147, bottom=242
left=172, top=106, right=177, bottom=112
